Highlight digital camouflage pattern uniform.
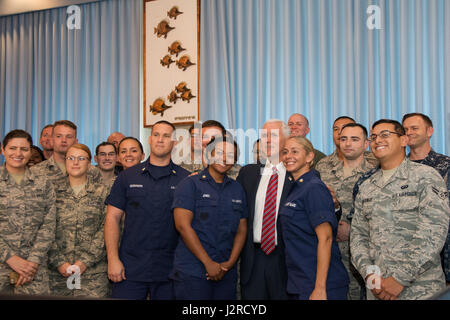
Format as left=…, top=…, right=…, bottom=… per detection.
left=32, top=156, right=103, bottom=185
left=315, top=150, right=378, bottom=174
left=48, top=177, right=110, bottom=298
left=318, top=156, right=379, bottom=299
left=0, top=165, right=56, bottom=295
left=312, top=149, right=326, bottom=169
left=409, top=150, right=450, bottom=282
left=350, top=158, right=450, bottom=300
left=179, top=162, right=242, bottom=180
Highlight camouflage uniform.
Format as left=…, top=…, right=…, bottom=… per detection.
left=0, top=165, right=56, bottom=295
left=312, top=149, right=326, bottom=169
left=32, top=156, right=103, bottom=185
left=179, top=162, right=242, bottom=180
left=350, top=158, right=450, bottom=300
left=408, top=150, right=450, bottom=282
left=316, top=150, right=378, bottom=174
left=318, top=157, right=379, bottom=299
left=48, top=177, right=110, bottom=298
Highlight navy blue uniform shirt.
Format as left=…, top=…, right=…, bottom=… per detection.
left=106, top=159, right=189, bottom=282
left=171, top=168, right=248, bottom=279
left=279, top=170, right=349, bottom=296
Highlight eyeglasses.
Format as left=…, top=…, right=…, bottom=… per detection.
left=97, top=152, right=116, bottom=157
left=369, top=130, right=401, bottom=142
left=66, top=156, right=89, bottom=162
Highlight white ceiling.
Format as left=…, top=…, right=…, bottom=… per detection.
left=0, top=0, right=106, bottom=17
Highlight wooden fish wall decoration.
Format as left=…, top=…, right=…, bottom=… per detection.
left=168, top=90, right=180, bottom=104
left=168, top=41, right=186, bottom=57
left=168, top=82, right=196, bottom=104
left=150, top=98, right=172, bottom=116
left=176, top=55, right=196, bottom=71
left=160, top=55, right=175, bottom=68
left=154, top=20, right=174, bottom=39
left=167, top=6, right=183, bottom=19
left=181, top=89, right=196, bottom=103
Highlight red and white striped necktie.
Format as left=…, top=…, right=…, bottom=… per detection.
left=261, top=166, right=278, bottom=255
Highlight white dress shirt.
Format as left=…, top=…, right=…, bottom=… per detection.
left=253, top=161, right=286, bottom=245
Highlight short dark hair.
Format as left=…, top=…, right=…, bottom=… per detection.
left=333, top=116, right=355, bottom=125
left=402, top=113, right=433, bottom=128
left=340, top=123, right=368, bottom=139
left=372, top=119, right=406, bottom=136
left=53, top=120, right=77, bottom=134
left=95, top=141, right=117, bottom=155
left=202, top=120, right=226, bottom=133
left=40, top=124, right=54, bottom=137
left=3, top=129, right=33, bottom=148
left=118, top=137, right=144, bottom=153
left=30, top=145, right=45, bottom=161
left=188, top=122, right=201, bottom=134
left=153, top=120, right=176, bottom=132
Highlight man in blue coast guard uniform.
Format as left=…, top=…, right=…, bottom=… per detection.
left=104, top=121, right=189, bottom=300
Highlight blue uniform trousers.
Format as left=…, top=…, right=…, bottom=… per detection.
left=173, top=270, right=237, bottom=300
left=111, top=279, right=174, bottom=300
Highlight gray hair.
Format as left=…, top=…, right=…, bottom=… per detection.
left=264, top=119, right=291, bottom=138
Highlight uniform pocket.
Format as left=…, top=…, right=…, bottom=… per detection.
left=126, top=188, right=146, bottom=197
left=228, top=203, right=243, bottom=231
left=126, top=188, right=146, bottom=209
left=279, top=207, right=300, bottom=240
left=0, top=195, right=9, bottom=224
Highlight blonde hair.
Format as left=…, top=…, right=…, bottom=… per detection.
left=287, top=136, right=315, bottom=167
left=67, top=143, right=92, bottom=161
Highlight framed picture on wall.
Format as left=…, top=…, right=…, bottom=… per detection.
left=144, top=0, right=200, bottom=127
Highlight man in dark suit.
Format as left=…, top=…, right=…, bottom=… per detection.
left=237, top=119, right=293, bottom=299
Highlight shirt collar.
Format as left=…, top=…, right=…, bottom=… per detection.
left=294, top=170, right=316, bottom=184
left=141, top=158, right=178, bottom=177
left=336, top=156, right=374, bottom=176
left=0, top=165, right=35, bottom=183
left=199, top=167, right=233, bottom=186
left=262, top=160, right=286, bottom=175
left=370, top=157, right=409, bottom=187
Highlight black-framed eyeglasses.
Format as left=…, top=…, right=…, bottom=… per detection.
left=369, top=130, right=401, bottom=142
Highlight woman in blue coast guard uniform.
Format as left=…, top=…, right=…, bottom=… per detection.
left=172, top=137, right=248, bottom=300
left=279, top=136, right=349, bottom=300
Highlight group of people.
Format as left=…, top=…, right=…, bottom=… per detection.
left=0, top=112, right=448, bottom=300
